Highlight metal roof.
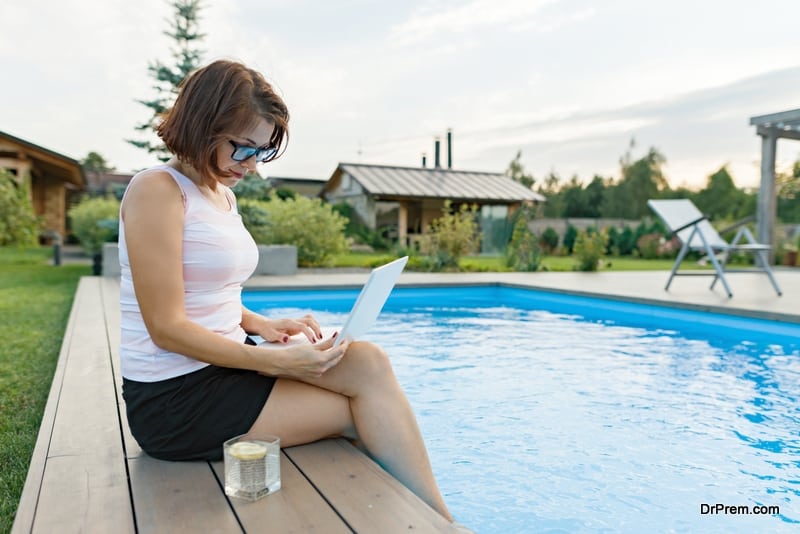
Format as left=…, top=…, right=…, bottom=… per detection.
left=333, top=162, right=545, bottom=202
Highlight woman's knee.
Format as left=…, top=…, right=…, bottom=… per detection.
left=344, top=341, right=395, bottom=382
left=248, top=379, right=356, bottom=445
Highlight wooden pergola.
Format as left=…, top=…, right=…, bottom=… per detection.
left=749, top=108, right=800, bottom=254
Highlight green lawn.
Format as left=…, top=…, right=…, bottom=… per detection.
left=334, top=251, right=701, bottom=272
left=0, top=248, right=89, bottom=532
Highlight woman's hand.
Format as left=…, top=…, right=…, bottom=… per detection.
left=263, top=334, right=349, bottom=380
left=257, top=314, right=323, bottom=344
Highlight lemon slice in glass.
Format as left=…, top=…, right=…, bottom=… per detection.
left=229, top=441, right=267, bottom=460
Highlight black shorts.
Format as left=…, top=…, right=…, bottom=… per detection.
left=122, top=339, right=276, bottom=461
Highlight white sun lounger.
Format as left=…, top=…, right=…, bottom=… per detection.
left=647, top=199, right=781, bottom=298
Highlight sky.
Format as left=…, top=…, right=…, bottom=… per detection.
left=2, top=0, right=800, bottom=190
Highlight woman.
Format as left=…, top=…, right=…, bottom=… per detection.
left=119, top=59, right=454, bottom=522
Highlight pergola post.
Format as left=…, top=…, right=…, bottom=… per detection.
left=757, top=132, right=777, bottom=255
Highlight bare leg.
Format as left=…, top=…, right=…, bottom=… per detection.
left=246, top=341, right=453, bottom=521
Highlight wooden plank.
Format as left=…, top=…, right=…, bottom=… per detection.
left=11, top=277, right=84, bottom=534
left=284, top=439, right=453, bottom=533
left=35, top=277, right=135, bottom=531
left=32, top=454, right=135, bottom=534
left=14, top=277, right=136, bottom=533
left=45, top=278, right=123, bottom=457
left=128, top=456, right=243, bottom=533
left=209, top=455, right=352, bottom=534
left=99, top=277, right=141, bottom=458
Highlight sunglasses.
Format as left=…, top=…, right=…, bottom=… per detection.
left=229, top=140, right=278, bottom=163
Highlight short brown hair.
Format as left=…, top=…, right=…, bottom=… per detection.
left=157, top=59, right=289, bottom=183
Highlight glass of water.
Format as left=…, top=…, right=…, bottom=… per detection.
left=223, top=434, right=281, bottom=501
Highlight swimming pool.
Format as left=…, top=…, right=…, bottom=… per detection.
left=243, top=286, right=800, bottom=533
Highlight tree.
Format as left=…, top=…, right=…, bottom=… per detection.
left=609, top=142, right=668, bottom=219
left=128, top=0, right=205, bottom=161
left=81, top=152, right=116, bottom=173
left=561, top=175, right=590, bottom=218
left=506, top=151, right=535, bottom=189
left=694, top=165, right=753, bottom=221
left=537, top=171, right=564, bottom=217
left=584, top=175, right=606, bottom=217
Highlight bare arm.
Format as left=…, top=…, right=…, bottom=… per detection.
left=122, top=170, right=345, bottom=379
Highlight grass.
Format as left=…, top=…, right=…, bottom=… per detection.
left=0, top=248, right=89, bottom=533
left=334, top=251, right=704, bottom=272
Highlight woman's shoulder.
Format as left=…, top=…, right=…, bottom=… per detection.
left=123, top=166, right=185, bottom=207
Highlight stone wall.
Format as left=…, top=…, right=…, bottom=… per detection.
left=101, top=243, right=298, bottom=277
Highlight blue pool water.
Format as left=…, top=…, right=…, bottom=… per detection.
left=243, top=286, right=800, bottom=533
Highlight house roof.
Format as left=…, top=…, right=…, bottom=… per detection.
left=85, top=171, right=133, bottom=192
left=0, top=130, right=85, bottom=187
left=327, top=162, right=545, bottom=203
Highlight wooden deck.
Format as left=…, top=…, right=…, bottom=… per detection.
left=12, top=277, right=454, bottom=533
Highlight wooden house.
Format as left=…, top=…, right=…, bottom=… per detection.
left=0, top=130, right=85, bottom=240
left=321, top=162, right=545, bottom=253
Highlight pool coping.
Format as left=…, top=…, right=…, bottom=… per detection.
left=245, top=270, right=800, bottom=325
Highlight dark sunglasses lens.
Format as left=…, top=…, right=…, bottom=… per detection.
left=232, top=146, right=257, bottom=161
left=256, top=147, right=278, bottom=162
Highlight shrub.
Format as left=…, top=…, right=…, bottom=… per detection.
left=636, top=232, right=662, bottom=260
left=606, top=226, right=620, bottom=255
left=232, top=173, right=272, bottom=201
left=67, top=196, right=120, bottom=254
left=506, top=216, right=541, bottom=272
left=617, top=225, right=636, bottom=256
left=332, top=202, right=391, bottom=251
left=239, top=195, right=348, bottom=267
left=419, top=200, right=479, bottom=271
left=0, top=169, right=41, bottom=247
left=238, top=198, right=271, bottom=242
left=573, top=228, right=608, bottom=271
left=539, top=226, right=559, bottom=254
left=563, top=224, right=578, bottom=254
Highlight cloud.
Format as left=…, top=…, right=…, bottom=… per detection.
left=388, top=0, right=559, bottom=46
left=415, top=65, right=800, bottom=188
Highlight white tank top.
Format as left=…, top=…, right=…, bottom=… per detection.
left=118, top=165, right=259, bottom=381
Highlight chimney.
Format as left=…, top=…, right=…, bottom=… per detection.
left=421, top=153, right=427, bottom=168
left=447, top=129, right=453, bottom=169
left=434, top=137, right=441, bottom=168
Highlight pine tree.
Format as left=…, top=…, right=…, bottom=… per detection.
left=506, top=150, right=535, bottom=189
left=128, top=0, right=205, bottom=161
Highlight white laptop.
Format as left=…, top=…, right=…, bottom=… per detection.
left=257, top=256, right=408, bottom=349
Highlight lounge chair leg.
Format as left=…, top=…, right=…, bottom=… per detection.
left=755, top=250, right=783, bottom=296
left=702, top=243, right=732, bottom=298
left=666, top=241, right=691, bottom=291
